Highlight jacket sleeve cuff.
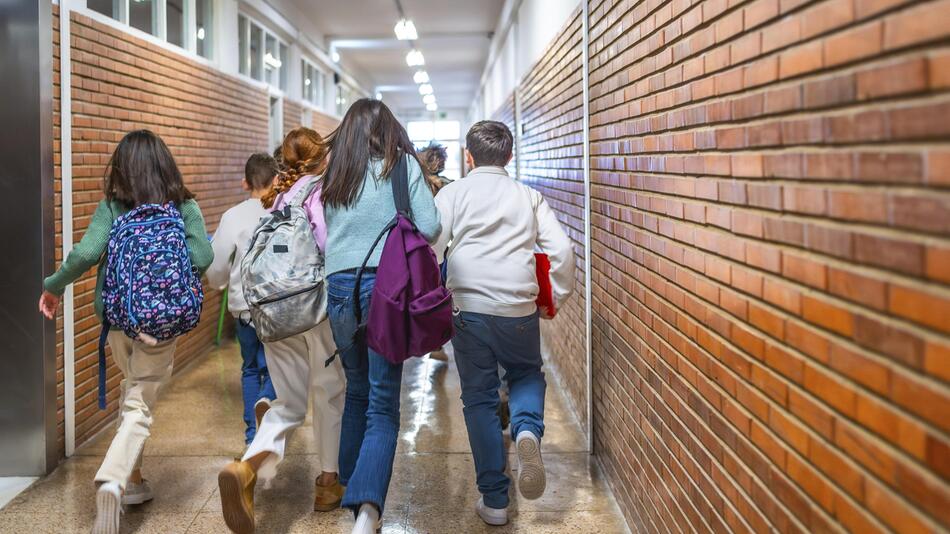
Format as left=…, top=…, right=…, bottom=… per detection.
left=43, top=275, right=66, bottom=296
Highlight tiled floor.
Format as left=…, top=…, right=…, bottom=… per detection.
left=0, top=341, right=629, bottom=533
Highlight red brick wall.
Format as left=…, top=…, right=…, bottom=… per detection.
left=517, top=10, right=590, bottom=430
left=53, top=10, right=273, bottom=452
left=311, top=108, right=340, bottom=138
left=490, top=0, right=950, bottom=531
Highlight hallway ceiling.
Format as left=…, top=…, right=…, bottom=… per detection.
left=286, top=0, right=505, bottom=116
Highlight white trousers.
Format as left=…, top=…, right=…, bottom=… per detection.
left=95, top=331, right=177, bottom=489
left=243, top=321, right=345, bottom=481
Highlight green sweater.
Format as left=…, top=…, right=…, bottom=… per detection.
left=43, top=199, right=214, bottom=321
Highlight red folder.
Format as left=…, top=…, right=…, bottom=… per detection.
left=535, top=253, right=557, bottom=319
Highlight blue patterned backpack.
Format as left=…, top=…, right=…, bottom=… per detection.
left=97, top=203, right=203, bottom=408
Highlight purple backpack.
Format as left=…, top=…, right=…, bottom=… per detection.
left=352, top=154, right=453, bottom=365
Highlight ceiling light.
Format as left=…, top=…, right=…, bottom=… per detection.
left=422, top=94, right=436, bottom=105
left=426, top=102, right=438, bottom=111
left=375, top=92, right=383, bottom=100
left=331, top=50, right=340, bottom=63
left=418, top=83, right=433, bottom=95
left=196, top=27, right=205, bottom=40
left=394, top=19, right=418, bottom=40
left=406, top=49, right=425, bottom=67
left=413, top=70, right=429, bottom=84
left=264, top=52, right=282, bottom=69
left=304, top=78, right=311, bottom=86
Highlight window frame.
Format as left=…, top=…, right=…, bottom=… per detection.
left=238, top=12, right=290, bottom=92
left=300, top=57, right=328, bottom=110
left=86, top=0, right=213, bottom=60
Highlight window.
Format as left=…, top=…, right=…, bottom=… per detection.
left=301, top=59, right=326, bottom=108
left=195, top=0, right=212, bottom=58
left=85, top=0, right=213, bottom=59
left=166, top=0, right=184, bottom=47
left=129, top=0, right=157, bottom=36
left=336, top=83, right=359, bottom=116
left=269, top=97, right=283, bottom=152
left=408, top=120, right=462, bottom=180
left=238, top=15, right=248, bottom=75
left=239, top=14, right=288, bottom=91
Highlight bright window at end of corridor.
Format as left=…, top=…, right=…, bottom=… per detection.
left=408, top=120, right=462, bottom=181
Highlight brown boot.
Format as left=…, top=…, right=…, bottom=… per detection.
left=218, top=461, right=257, bottom=533
left=313, top=474, right=344, bottom=512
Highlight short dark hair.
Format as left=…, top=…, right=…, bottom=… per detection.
left=419, top=142, right=448, bottom=175
left=245, top=153, right=278, bottom=191
left=466, top=120, right=513, bottom=167
left=104, top=129, right=194, bottom=209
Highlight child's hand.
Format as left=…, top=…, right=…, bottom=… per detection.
left=38, top=291, right=60, bottom=320
left=540, top=304, right=557, bottom=320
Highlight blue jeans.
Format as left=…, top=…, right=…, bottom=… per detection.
left=326, top=271, right=403, bottom=516
left=451, top=310, right=546, bottom=509
left=236, top=319, right=277, bottom=444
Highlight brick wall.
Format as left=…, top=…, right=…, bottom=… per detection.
left=311, top=108, right=340, bottom=137
left=491, top=0, right=950, bottom=531
left=51, top=9, right=309, bottom=454
left=517, top=10, right=590, bottom=430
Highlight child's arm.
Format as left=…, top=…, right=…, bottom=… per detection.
left=432, top=186, right=455, bottom=259
left=43, top=199, right=114, bottom=296
left=180, top=200, right=215, bottom=276
left=407, top=157, right=442, bottom=243
left=535, top=196, right=576, bottom=309
left=205, top=209, right=235, bottom=289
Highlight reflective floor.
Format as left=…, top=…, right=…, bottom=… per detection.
left=0, top=341, right=628, bottom=533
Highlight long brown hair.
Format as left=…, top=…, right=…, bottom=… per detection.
left=321, top=98, right=420, bottom=209
left=261, top=127, right=328, bottom=208
left=104, top=129, right=194, bottom=208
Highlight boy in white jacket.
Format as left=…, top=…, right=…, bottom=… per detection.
left=206, top=153, right=277, bottom=444
left=433, top=120, right=575, bottom=526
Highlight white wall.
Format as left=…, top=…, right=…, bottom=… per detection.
left=469, top=0, right=579, bottom=124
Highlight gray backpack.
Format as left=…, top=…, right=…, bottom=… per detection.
left=241, top=178, right=327, bottom=342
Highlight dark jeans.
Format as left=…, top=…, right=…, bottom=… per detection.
left=326, top=271, right=403, bottom=516
left=235, top=319, right=277, bottom=444
left=451, top=310, right=546, bottom=509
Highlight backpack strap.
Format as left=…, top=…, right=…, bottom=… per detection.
left=289, top=176, right=320, bottom=208
left=347, top=154, right=411, bottom=368
left=97, top=319, right=110, bottom=410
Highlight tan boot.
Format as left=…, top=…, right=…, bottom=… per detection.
left=313, top=475, right=344, bottom=512
left=218, top=461, right=257, bottom=533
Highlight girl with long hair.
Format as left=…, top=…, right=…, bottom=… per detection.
left=217, top=127, right=346, bottom=534
left=321, top=99, right=440, bottom=533
left=39, top=130, right=214, bottom=534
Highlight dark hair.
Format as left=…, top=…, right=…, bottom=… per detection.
left=322, top=98, right=420, bottom=209
left=104, top=129, right=194, bottom=208
left=466, top=120, right=513, bottom=167
left=419, top=142, right=448, bottom=175
left=262, top=127, right=328, bottom=208
left=272, top=145, right=285, bottom=172
left=245, top=153, right=278, bottom=192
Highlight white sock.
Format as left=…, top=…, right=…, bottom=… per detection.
left=352, top=503, right=380, bottom=533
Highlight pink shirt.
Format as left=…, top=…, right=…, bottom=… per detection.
left=272, top=176, right=328, bottom=251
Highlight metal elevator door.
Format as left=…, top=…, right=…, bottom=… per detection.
left=0, top=0, right=58, bottom=476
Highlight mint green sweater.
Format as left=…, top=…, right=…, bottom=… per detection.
left=43, top=199, right=214, bottom=320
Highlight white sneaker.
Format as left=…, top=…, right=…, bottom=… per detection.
left=351, top=503, right=382, bottom=534
left=122, top=479, right=154, bottom=506
left=91, top=481, right=121, bottom=534
left=516, top=430, right=546, bottom=500
left=476, top=497, right=508, bottom=526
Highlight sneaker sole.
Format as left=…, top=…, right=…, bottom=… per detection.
left=517, top=437, right=546, bottom=500
left=121, top=492, right=153, bottom=506
left=313, top=498, right=342, bottom=512
left=218, top=466, right=254, bottom=534
left=92, top=487, right=120, bottom=534
left=477, top=509, right=509, bottom=526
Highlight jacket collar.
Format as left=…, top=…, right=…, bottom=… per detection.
left=466, top=165, right=510, bottom=178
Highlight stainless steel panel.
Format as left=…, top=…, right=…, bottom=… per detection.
left=0, top=0, right=57, bottom=475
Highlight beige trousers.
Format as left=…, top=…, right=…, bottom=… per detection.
left=94, top=331, right=177, bottom=489
left=243, top=321, right=345, bottom=482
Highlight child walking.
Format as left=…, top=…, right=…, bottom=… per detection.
left=206, top=153, right=279, bottom=445
left=38, top=130, right=214, bottom=534
left=217, top=127, right=346, bottom=534
left=433, top=120, right=575, bottom=526
left=321, top=99, right=441, bottom=534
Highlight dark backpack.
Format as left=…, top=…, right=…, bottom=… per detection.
left=352, top=154, right=453, bottom=365
left=98, top=203, right=203, bottom=408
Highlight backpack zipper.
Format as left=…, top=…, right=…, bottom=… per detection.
left=256, top=282, right=321, bottom=305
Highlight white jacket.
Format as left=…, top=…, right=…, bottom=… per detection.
left=434, top=166, right=575, bottom=318
left=206, top=198, right=268, bottom=317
